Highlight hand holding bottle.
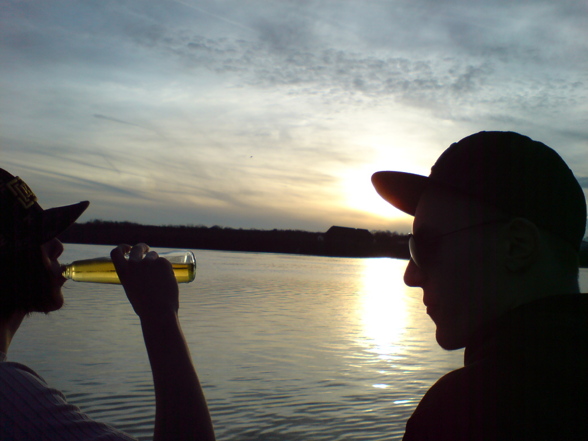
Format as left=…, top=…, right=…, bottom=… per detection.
left=110, top=243, right=181, bottom=322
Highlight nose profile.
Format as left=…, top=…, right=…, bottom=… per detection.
left=43, top=238, right=64, bottom=260
left=404, top=259, right=424, bottom=287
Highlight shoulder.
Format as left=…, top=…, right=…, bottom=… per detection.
left=0, top=361, right=136, bottom=441
left=416, top=361, right=497, bottom=408
left=404, top=364, right=499, bottom=441
left=0, top=360, right=53, bottom=395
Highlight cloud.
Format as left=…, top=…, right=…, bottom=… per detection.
left=169, top=0, right=257, bottom=35
left=151, top=34, right=497, bottom=107
left=93, top=114, right=142, bottom=127
left=3, top=0, right=585, bottom=117
left=93, top=114, right=167, bottom=138
left=66, top=2, right=575, bottom=126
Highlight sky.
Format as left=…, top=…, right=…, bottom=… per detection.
left=1, top=0, right=587, bottom=234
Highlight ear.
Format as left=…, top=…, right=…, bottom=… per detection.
left=502, top=218, right=541, bottom=272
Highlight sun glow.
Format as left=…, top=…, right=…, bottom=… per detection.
left=341, top=138, right=428, bottom=222
left=342, top=167, right=400, bottom=219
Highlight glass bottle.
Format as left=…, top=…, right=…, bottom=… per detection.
left=62, top=250, right=196, bottom=284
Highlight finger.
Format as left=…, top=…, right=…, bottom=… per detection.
left=111, top=244, right=131, bottom=266
left=111, top=244, right=132, bottom=278
left=128, top=243, right=149, bottom=262
left=144, top=250, right=159, bottom=261
left=154, top=255, right=175, bottom=276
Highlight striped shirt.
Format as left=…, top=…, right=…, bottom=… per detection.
left=0, top=352, right=136, bottom=441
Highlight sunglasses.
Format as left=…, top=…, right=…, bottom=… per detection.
left=408, top=219, right=509, bottom=268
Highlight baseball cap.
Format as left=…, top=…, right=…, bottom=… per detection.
left=372, top=131, right=587, bottom=250
left=0, top=168, right=89, bottom=254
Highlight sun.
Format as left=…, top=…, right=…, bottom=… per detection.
left=341, top=165, right=403, bottom=220
left=339, top=137, right=430, bottom=223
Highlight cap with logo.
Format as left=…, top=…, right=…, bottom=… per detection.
left=0, top=168, right=89, bottom=254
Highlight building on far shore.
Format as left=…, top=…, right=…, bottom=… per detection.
left=323, top=226, right=373, bottom=257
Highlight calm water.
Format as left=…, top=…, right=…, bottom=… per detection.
left=9, top=244, right=588, bottom=440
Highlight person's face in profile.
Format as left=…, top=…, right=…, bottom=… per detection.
left=404, top=187, right=506, bottom=350
left=39, top=238, right=66, bottom=312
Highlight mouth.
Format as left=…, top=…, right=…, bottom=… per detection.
left=50, top=263, right=67, bottom=285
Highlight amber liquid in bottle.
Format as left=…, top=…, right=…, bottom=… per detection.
left=63, top=251, right=196, bottom=284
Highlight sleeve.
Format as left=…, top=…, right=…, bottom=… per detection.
left=0, top=361, right=137, bottom=441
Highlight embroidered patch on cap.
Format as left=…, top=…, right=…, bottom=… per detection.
left=7, top=177, right=38, bottom=209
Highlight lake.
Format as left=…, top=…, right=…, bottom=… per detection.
left=9, top=243, right=588, bottom=440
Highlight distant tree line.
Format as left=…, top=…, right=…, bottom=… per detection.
left=58, top=220, right=411, bottom=259
left=59, top=220, right=588, bottom=265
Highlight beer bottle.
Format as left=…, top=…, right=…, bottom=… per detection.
left=63, top=250, right=196, bottom=284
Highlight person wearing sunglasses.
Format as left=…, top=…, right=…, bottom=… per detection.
left=0, top=169, right=215, bottom=441
left=372, top=131, right=587, bottom=440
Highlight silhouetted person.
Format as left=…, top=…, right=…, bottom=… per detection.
left=372, top=131, right=588, bottom=440
left=0, top=168, right=215, bottom=440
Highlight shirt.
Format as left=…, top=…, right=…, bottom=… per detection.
left=403, top=294, right=588, bottom=440
left=0, top=353, right=136, bottom=441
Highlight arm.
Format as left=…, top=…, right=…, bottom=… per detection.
left=111, top=243, right=215, bottom=441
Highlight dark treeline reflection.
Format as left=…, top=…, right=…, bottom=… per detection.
left=58, top=220, right=412, bottom=258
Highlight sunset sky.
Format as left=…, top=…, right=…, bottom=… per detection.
left=2, top=0, right=587, bottom=234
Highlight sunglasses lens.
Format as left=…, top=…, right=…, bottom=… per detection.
left=408, top=235, right=420, bottom=267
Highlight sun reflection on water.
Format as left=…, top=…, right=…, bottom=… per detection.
left=359, top=258, right=411, bottom=360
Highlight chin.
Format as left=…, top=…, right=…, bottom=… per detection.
left=33, top=281, right=65, bottom=314
left=435, top=328, right=467, bottom=351
left=32, top=293, right=64, bottom=314
left=47, top=284, right=65, bottom=312
left=47, top=292, right=64, bottom=312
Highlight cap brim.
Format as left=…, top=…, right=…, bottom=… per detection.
left=371, top=171, right=430, bottom=216
left=41, top=201, right=89, bottom=244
